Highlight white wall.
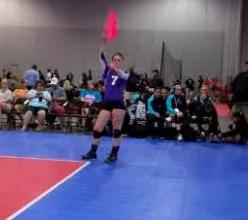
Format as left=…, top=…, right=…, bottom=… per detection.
left=0, top=0, right=226, bottom=30
left=0, top=0, right=242, bottom=84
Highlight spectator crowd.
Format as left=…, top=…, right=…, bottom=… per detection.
left=0, top=62, right=247, bottom=145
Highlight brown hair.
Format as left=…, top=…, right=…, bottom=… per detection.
left=111, top=52, right=124, bottom=60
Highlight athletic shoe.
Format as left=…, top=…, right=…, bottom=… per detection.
left=177, top=134, right=183, bottom=141
left=81, top=151, right=97, bottom=160
left=105, top=153, right=118, bottom=163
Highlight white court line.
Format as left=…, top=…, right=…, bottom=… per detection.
left=5, top=160, right=90, bottom=220
left=0, top=155, right=81, bottom=163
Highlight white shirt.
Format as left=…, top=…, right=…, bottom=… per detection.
left=0, top=89, right=13, bottom=103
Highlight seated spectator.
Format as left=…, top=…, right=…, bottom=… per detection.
left=46, top=77, right=67, bottom=126
left=22, top=81, right=51, bottom=131
left=12, top=80, right=29, bottom=123
left=222, top=112, right=248, bottom=144
left=185, top=77, right=195, bottom=104
left=63, top=74, right=74, bottom=102
left=161, top=87, right=170, bottom=101
left=147, top=89, right=167, bottom=136
left=6, top=71, right=21, bottom=91
left=190, top=84, right=220, bottom=141
left=127, top=92, right=148, bottom=137
left=80, top=81, right=102, bottom=126
left=80, top=82, right=102, bottom=104
left=0, top=78, right=13, bottom=128
left=166, top=85, right=187, bottom=140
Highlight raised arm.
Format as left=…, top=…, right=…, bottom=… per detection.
left=99, top=38, right=109, bottom=77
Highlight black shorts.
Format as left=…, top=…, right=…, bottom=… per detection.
left=102, top=101, right=126, bottom=111
left=28, top=106, right=48, bottom=115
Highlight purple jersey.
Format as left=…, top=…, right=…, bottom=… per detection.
left=100, top=53, right=128, bottom=103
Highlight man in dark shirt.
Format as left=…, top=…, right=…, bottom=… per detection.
left=190, top=85, right=220, bottom=140
left=231, top=61, right=248, bottom=121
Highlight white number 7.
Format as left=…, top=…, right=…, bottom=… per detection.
left=111, top=75, right=118, bottom=86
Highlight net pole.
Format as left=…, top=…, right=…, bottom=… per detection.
left=160, top=41, right=165, bottom=83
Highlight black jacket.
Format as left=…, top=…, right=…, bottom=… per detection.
left=231, top=71, right=248, bottom=103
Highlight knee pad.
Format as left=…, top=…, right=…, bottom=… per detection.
left=113, top=130, right=122, bottom=138
left=93, top=130, right=102, bottom=139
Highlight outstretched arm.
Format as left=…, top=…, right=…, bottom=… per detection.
left=114, top=68, right=129, bottom=80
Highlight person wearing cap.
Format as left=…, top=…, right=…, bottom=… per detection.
left=46, top=77, right=66, bottom=126
left=166, top=85, right=187, bottom=140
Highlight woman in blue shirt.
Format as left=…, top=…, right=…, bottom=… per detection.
left=80, top=81, right=102, bottom=126
left=22, top=81, right=51, bottom=131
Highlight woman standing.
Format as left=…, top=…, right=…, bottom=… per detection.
left=82, top=38, right=129, bottom=163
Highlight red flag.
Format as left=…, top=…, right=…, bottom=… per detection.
left=103, top=10, right=119, bottom=41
